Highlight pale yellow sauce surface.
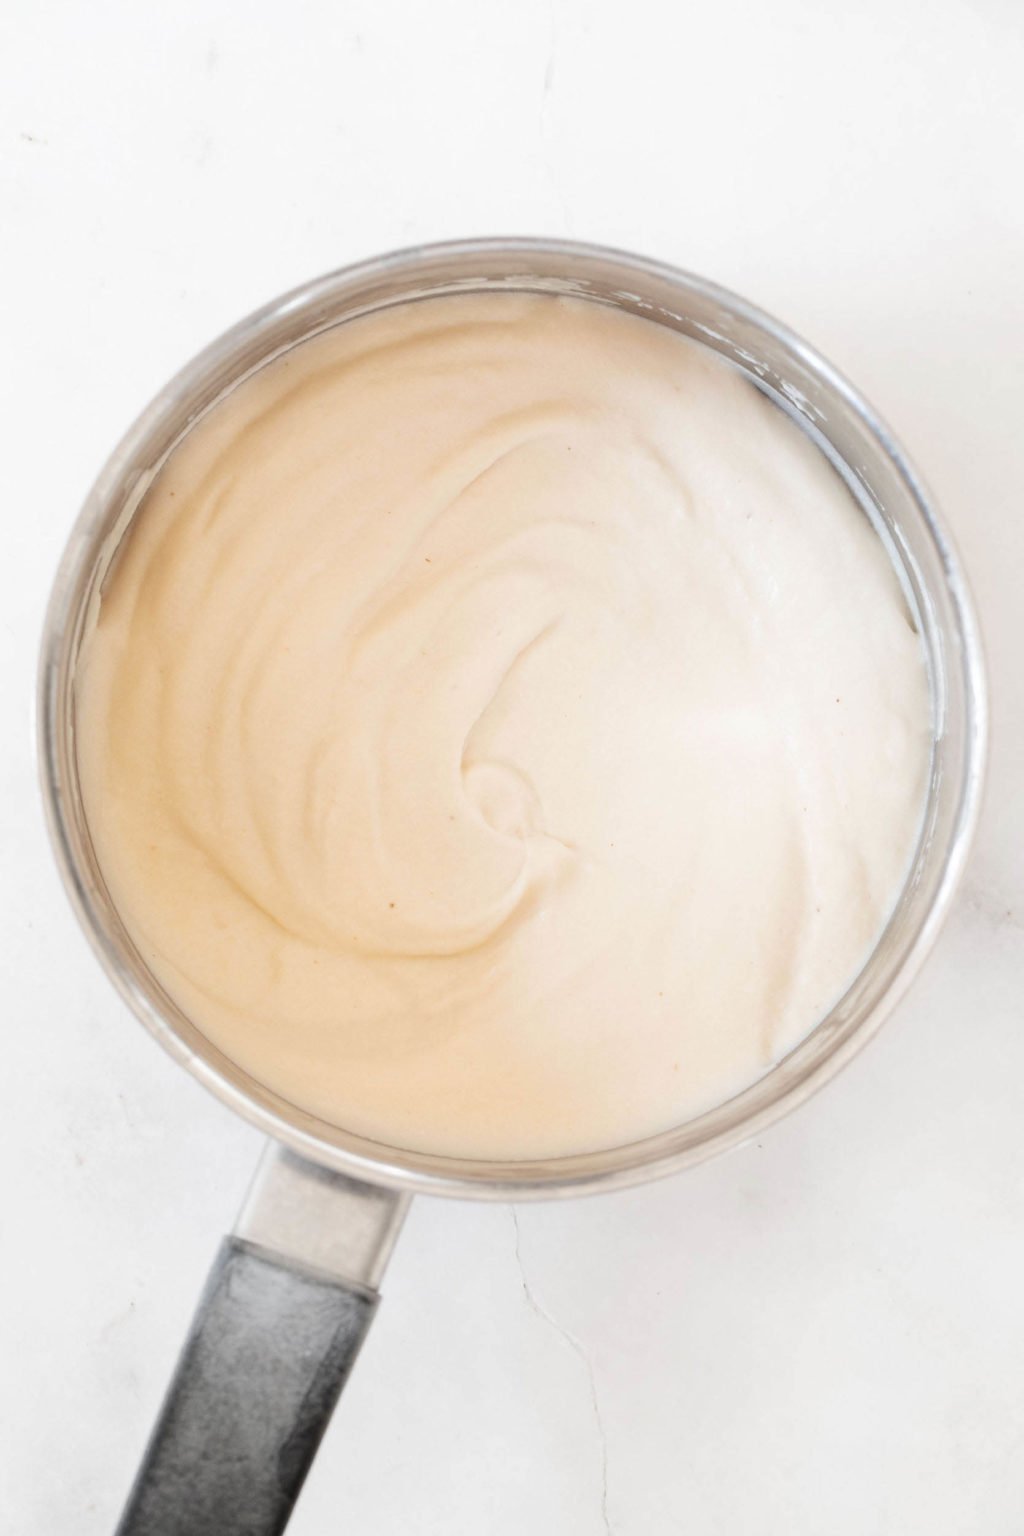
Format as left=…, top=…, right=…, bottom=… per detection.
left=77, top=294, right=929, bottom=1158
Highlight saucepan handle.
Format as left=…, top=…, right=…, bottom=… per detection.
left=116, top=1146, right=409, bottom=1536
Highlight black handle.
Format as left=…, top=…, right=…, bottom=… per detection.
left=116, top=1237, right=377, bottom=1536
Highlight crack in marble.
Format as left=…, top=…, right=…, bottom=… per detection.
left=542, top=0, right=557, bottom=96
left=510, top=1206, right=612, bottom=1535
left=538, top=0, right=574, bottom=235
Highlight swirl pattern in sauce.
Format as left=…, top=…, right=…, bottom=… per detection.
left=77, top=294, right=929, bottom=1157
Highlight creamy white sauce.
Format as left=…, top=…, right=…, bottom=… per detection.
left=77, top=293, right=930, bottom=1158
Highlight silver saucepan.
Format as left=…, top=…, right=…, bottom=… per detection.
left=39, top=239, right=986, bottom=1536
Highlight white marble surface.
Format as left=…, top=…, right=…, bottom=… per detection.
left=3, top=1, right=1023, bottom=1530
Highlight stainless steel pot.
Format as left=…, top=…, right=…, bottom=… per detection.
left=39, top=239, right=987, bottom=1535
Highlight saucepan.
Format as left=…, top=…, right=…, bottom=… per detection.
left=38, top=239, right=986, bottom=1535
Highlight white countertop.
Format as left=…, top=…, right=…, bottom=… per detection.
left=3, top=1, right=1023, bottom=1530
